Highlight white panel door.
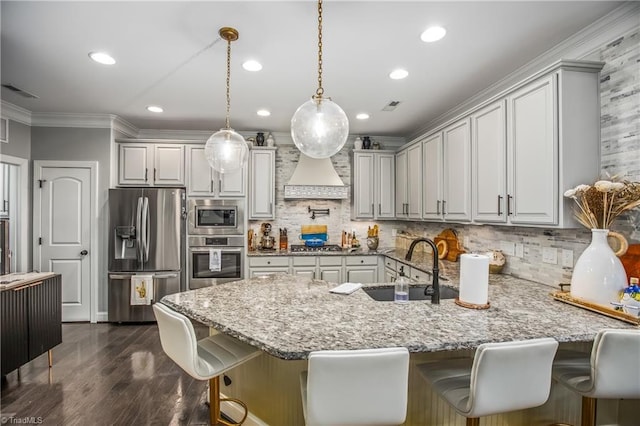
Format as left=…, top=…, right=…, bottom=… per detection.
left=422, top=133, right=443, bottom=220
left=472, top=101, right=507, bottom=223
left=507, top=75, right=557, bottom=224
left=187, top=146, right=215, bottom=196
left=376, top=153, right=396, bottom=219
left=37, top=166, right=91, bottom=321
left=443, top=118, right=472, bottom=222
left=354, top=152, right=375, bottom=219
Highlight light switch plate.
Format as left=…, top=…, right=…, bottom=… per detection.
left=562, top=249, right=574, bottom=268
left=500, top=241, right=515, bottom=256
left=391, top=229, right=397, bottom=237
left=542, top=247, right=558, bottom=264
left=515, top=243, right=524, bottom=258
left=463, top=236, right=470, bottom=248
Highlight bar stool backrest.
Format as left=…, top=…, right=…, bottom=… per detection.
left=589, top=329, right=640, bottom=398
left=468, top=338, right=558, bottom=418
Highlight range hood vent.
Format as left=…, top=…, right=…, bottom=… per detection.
left=284, top=154, right=348, bottom=200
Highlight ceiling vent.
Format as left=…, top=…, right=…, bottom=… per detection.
left=1, top=83, right=39, bottom=99
left=382, top=100, right=401, bottom=111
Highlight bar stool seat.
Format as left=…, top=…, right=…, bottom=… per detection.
left=153, top=303, right=261, bottom=426
left=418, top=338, right=558, bottom=426
left=552, top=328, right=640, bottom=426
left=300, top=347, right=410, bottom=426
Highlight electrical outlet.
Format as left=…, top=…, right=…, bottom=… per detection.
left=463, top=236, right=470, bottom=248
left=500, top=241, right=515, bottom=256
left=542, top=247, right=558, bottom=264
left=515, top=243, right=524, bottom=258
left=391, top=229, right=397, bottom=237
left=562, top=249, right=574, bottom=268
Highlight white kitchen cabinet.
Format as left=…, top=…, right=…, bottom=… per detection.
left=420, top=118, right=471, bottom=223
left=248, top=148, right=276, bottom=220
left=118, top=143, right=185, bottom=186
left=248, top=256, right=289, bottom=277
left=187, top=146, right=245, bottom=197
left=352, top=150, right=395, bottom=220
left=395, top=144, right=422, bottom=219
left=345, top=256, right=378, bottom=283
left=471, top=63, right=601, bottom=227
left=319, top=257, right=343, bottom=283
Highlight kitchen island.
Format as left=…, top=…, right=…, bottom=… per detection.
left=161, top=272, right=637, bottom=425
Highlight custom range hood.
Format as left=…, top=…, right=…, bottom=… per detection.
left=284, top=154, right=348, bottom=199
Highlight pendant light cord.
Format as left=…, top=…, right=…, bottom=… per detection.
left=315, top=0, right=324, bottom=98
left=225, top=36, right=232, bottom=129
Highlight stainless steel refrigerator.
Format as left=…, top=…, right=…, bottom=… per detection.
left=108, top=187, right=186, bottom=322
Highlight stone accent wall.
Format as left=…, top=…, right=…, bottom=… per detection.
left=251, top=28, right=639, bottom=287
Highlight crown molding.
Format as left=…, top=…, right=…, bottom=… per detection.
left=31, top=112, right=119, bottom=129
left=1, top=101, right=32, bottom=125
left=409, top=2, right=640, bottom=140
left=112, top=116, right=139, bottom=138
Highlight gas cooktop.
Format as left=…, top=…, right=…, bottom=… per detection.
left=289, top=244, right=343, bottom=253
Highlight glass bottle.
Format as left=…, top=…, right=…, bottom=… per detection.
left=394, top=270, right=409, bottom=304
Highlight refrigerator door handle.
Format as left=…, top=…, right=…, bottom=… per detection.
left=154, top=273, right=178, bottom=279
left=109, top=274, right=134, bottom=280
left=142, top=197, right=150, bottom=262
left=136, top=197, right=143, bottom=263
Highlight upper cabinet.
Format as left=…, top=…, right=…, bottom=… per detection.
left=118, top=143, right=185, bottom=186
left=470, top=63, right=601, bottom=227
left=186, top=146, right=245, bottom=197
left=421, top=118, right=471, bottom=223
left=248, top=148, right=276, bottom=220
left=395, top=144, right=422, bottom=219
left=352, top=150, right=395, bottom=220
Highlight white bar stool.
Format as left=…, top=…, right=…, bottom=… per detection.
left=300, top=347, right=410, bottom=426
left=417, top=338, right=559, bottom=426
left=153, top=303, right=261, bottom=426
left=552, top=328, right=640, bottom=426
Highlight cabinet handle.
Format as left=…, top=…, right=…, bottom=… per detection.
left=442, top=200, right=447, bottom=215
left=145, top=168, right=148, bottom=182
left=270, top=202, right=273, bottom=214
left=312, top=271, right=316, bottom=279
left=497, top=195, right=503, bottom=216
left=219, top=179, right=222, bottom=193
left=507, top=195, right=513, bottom=216
left=360, top=260, right=364, bottom=264
left=378, top=204, right=381, bottom=215
left=211, top=180, right=214, bottom=193
left=267, top=261, right=271, bottom=265
left=372, top=203, right=375, bottom=215
left=437, top=200, right=441, bottom=215
left=154, top=168, right=157, bottom=182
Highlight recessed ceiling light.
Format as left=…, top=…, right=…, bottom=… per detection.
left=146, top=105, right=163, bottom=113
left=257, top=109, right=271, bottom=117
left=243, top=60, right=263, bottom=72
left=89, top=51, right=116, bottom=65
left=356, top=113, right=370, bottom=120
left=389, top=69, right=409, bottom=80
left=421, top=26, right=446, bottom=42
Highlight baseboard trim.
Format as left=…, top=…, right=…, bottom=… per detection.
left=219, top=392, right=269, bottom=426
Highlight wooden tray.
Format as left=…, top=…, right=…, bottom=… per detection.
left=550, top=290, right=640, bottom=326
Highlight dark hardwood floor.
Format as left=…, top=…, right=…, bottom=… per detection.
left=1, top=322, right=213, bottom=425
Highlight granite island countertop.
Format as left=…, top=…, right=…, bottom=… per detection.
left=0, top=272, right=57, bottom=291
left=161, top=272, right=636, bottom=360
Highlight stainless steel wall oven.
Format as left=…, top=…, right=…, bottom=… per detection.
left=188, top=235, right=244, bottom=289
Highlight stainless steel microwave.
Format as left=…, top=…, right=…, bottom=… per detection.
left=188, top=199, right=244, bottom=235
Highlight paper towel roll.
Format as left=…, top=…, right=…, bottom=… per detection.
left=459, top=253, right=490, bottom=305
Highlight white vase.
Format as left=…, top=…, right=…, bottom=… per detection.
left=570, top=229, right=627, bottom=305
left=353, top=137, right=363, bottom=150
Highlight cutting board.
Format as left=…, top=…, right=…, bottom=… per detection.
left=434, top=229, right=466, bottom=262
left=301, top=224, right=327, bottom=235
left=620, top=244, right=640, bottom=280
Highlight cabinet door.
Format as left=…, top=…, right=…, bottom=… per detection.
left=1, top=286, right=29, bottom=375
left=507, top=75, right=557, bottom=225
left=407, top=144, right=423, bottom=219
left=376, top=153, right=395, bottom=218
left=395, top=150, right=408, bottom=217
left=119, top=144, right=151, bottom=185
left=154, top=145, right=185, bottom=186
left=320, top=268, right=342, bottom=283
left=249, top=267, right=290, bottom=278
left=422, top=133, right=443, bottom=220
left=345, top=267, right=377, bottom=284
left=187, top=146, right=215, bottom=196
left=292, top=267, right=316, bottom=280
left=384, top=267, right=396, bottom=283
left=472, top=101, right=507, bottom=223
left=219, top=167, right=245, bottom=197
left=249, top=150, right=275, bottom=219
left=443, top=119, right=471, bottom=222
left=353, top=152, right=375, bottom=219
left=27, top=276, right=62, bottom=360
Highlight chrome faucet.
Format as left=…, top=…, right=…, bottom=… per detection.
left=405, top=238, right=440, bottom=304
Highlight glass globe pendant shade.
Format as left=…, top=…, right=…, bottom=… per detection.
left=291, top=96, right=349, bottom=159
left=204, top=128, right=248, bottom=173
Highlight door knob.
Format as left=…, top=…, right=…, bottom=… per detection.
left=80, top=250, right=88, bottom=256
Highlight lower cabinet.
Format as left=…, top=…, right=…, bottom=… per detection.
left=248, top=255, right=378, bottom=283
left=1, top=275, right=62, bottom=376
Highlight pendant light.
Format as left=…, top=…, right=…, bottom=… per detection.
left=204, top=27, right=248, bottom=173
left=291, top=0, right=349, bottom=159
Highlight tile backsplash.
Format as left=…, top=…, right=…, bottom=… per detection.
left=250, top=28, right=639, bottom=288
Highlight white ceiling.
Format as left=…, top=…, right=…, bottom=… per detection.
left=0, top=1, right=625, bottom=138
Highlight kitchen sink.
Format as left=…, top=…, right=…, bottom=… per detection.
left=363, top=285, right=459, bottom=302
